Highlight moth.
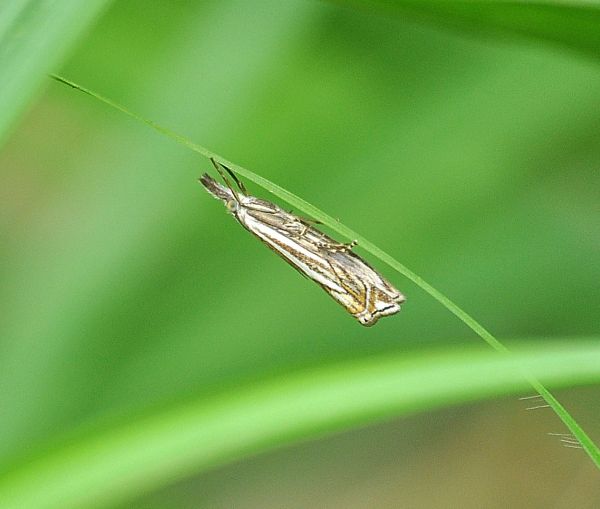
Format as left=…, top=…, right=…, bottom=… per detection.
left=199, top=159, right=406, bottom=326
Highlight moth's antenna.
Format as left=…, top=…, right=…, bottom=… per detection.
left=210, top=157, right=241, bottom=203
left=210, top=158, right=247, bottom=194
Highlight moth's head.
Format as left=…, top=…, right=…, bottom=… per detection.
left=199, top=173, right=240, bottom=213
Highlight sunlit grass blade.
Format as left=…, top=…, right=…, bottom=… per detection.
left=49, top=74, right=600, bottom=470
left=340, top=0, right=600, bottom=58
left=0, top=0, right=110, bottom=146
left=0, top=339, right=598, bottom=509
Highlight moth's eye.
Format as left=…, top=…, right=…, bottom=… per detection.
left=226, top=200, right=237, bottom=211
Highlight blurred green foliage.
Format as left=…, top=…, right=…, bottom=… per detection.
left=0, top=0, right=109, bottom=144
left=1, top=1, right=599, bottom=507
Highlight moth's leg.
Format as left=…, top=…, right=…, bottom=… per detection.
left=280, top=221, right=307, bottom=236
left=317, top=239, right=357, bottom=252
left=299, top=216, right=323, bottom=226
left=287, top=221, right=356, bottom=250
left=279, top=218, right=312, bottom=237
left=210, top=158, right=248, bottom=194
left=288, top=210, right=322, bottom=226
left=274, top=217, right=305, bottom=235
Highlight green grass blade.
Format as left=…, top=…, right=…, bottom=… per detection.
left=340, top=0, right=600, bottom=58
left=0, top=339, right=598, bottom=509
left=49, top=74, right=600, bottom=470
left=0, top=0, right=111, bottom=146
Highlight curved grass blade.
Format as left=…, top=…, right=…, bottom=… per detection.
left=340, top=0, right=600, bottom=59
left=0, top=340, right=598, bottom=509
left=50, top=74, right=600, bottom=470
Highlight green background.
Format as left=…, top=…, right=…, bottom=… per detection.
left=1, top=1, right=599, bottom=507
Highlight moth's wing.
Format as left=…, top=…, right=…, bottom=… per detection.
left=342, top=250, right=405, bottom=302
left=237, top=208, right=348, bottom=294
left=325, top=250, right=405, bottom=326
left=249, top=210, right=406, bottom=325
left=320, top=256, right=369, bottom=316
left=246, top=207, right=334, bottom=243
left=238, top=202, right=405, bottom=326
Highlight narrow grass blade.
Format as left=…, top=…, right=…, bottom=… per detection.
left=49, top=74, right=600, bottom=470
left=339, top=0, right=600, bottom=58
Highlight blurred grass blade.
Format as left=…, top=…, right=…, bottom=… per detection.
left=0, top=0, right=111, bottom=146
left=49, top=74, right=600, bottom=470
left=0, top=340, right=598, bottom=509
left=341, top=0, right=600, bottom=58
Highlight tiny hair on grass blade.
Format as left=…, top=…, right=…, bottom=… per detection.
left=200, top=158, right=405, bottom=326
